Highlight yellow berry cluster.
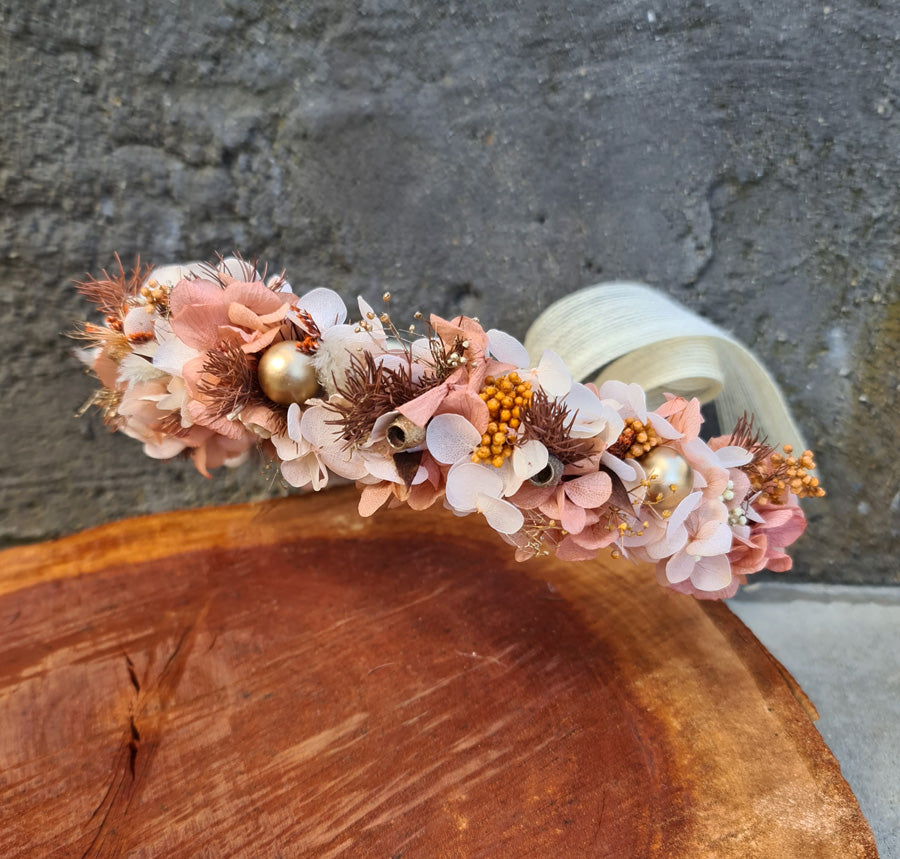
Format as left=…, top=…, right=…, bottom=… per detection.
left=472, top=372, right=533, bottom=467
left=754, top=445, right=825, bottom=504
left=620, top=417, right=660, bottom=459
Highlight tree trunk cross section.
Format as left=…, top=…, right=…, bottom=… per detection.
left=0, top=489, right=877, bottom=857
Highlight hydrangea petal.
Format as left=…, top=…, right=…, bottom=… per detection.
left=446, top=461, right=503, bottom=511
left=298, top=287, right=348, bottom=330
left=478, top=495, right=525, bottom=534
left=427, top=413, right=482, bottom=464
left=534, top=350, right=572, bottom=397
left=714, top=445, right=754, bottom=468
left=487, top=329, right=529, bottom=366
left=563, top=471, right=612, bottom=508
left=512, top=440, right=548, bottom=479
left=688, top=520, right=733, bottom=557
left=691, top=555, right=733, bottom=591
left=666, top=551, right=695, bottom=584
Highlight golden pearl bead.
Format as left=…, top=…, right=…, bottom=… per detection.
left=639, top=446, right=694, bottom=512
left=257, top=341, right=320, bottom=405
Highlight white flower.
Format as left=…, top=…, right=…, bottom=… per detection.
left=598, top=380, right=680, bottom=441
left=444, top=461, right=525, bottom=534
left=270, top=404, right=330, bottom=490
left=426, top=413, right=483, bottom=465
left=486, top=329, right=529, bottom=366
left=299, top=401, right=368, bottom=480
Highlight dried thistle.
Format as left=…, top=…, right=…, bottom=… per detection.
left=728, top=413, right=776, bottom=465
left=76, top=254, right=150, bottom=320
left=328, top=351, right=438, bottom=448
left=520, top=388, right=594, bottom=465
left=196, top=342, right=284, bottom=431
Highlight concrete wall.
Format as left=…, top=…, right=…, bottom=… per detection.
left=1, top=0, right=897, bottom=582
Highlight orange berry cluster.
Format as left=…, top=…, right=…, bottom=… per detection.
left=473, top=372, right=534, bottom=467
left=620, top=417, right=660, bottom=459
left=139, top=279, right=170, bottom=315
left=753, top=444, right=825, bottom=504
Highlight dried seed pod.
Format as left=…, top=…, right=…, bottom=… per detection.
left=529, top=455, right=564, bottom=487
left=386, top=415, right=426, bottom=451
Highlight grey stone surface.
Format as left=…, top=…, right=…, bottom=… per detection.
left=731, top=583, right=900, bottom=859
left=0, top=1, right=897, bottom=580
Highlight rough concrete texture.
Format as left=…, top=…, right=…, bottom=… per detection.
left=731, top=583, right=900, bottom=858
left=1, top=1, right=897, bottom=580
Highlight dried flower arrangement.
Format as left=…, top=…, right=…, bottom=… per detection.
left=74, top=255, right=824, bottom=600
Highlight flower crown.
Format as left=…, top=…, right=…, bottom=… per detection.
left=74, top=255, right=824, bottom=601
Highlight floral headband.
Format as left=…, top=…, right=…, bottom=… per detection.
left=73, top=255, right=824, bottom=601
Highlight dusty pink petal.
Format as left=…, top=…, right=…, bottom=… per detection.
left=657, top=564, right=741, bottom=601
left=644, top=524, right=689, bottom=561
left=656, top=396, right=703, bottom=441
left=143, top=436, right=190, bottom=459
left=666, top=551, right=695, bottom=584
left=729, top=469, right=752, bottom=503
left=691, top=554, right=733, bottom=591
left=358, top=482, right=394, bottom=516
left=227, top=301, right=289, bottom=332
left=687, top=520, right=733, bottom=557
left=560, top=501, right=587, bottom=536
left=172, top=302, right=228, bottom=350
left=435, top=389, right=490, bottom=432
left=239, top=404, right=283, bottom=437
left=240, top=325, right=285, bottom=354
left=757, top=504, right=807, bottom=546
left=407, top=479, right=444, bottom=510
left=563, top=471, right=612, bottom=509
left=222, top=281, right=286, bottom=315
left=185, top=399, right=248, bottom=440
left=509, top=482, right=554, bottom=509
left=555, top=537, right=597, bottom=561
left=169, top=278, right=225, bottom=317
left=569, top=523, right=618, bottom=551
left=765, top=553, right=794, bottom=573
left=397, top=384, right=451, bottom=427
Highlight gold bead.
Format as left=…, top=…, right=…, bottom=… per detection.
left=638, top=446, right=694, bottom=512
left=257, top=341, right=320, bottom=405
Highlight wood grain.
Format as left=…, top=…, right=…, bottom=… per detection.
left=0, top=489, right=878, bottom=857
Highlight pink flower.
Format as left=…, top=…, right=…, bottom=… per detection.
left=657, top=498, right=736, bottom=598
left=397, top=315, right=514, bottom=432
left=728, top=497, right=807, bottom=576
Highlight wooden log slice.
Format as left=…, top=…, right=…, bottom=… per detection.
left=0, top=489, right=878, bottom=857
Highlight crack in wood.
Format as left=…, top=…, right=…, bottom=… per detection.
left=81, top=600, right=211, bottom=857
